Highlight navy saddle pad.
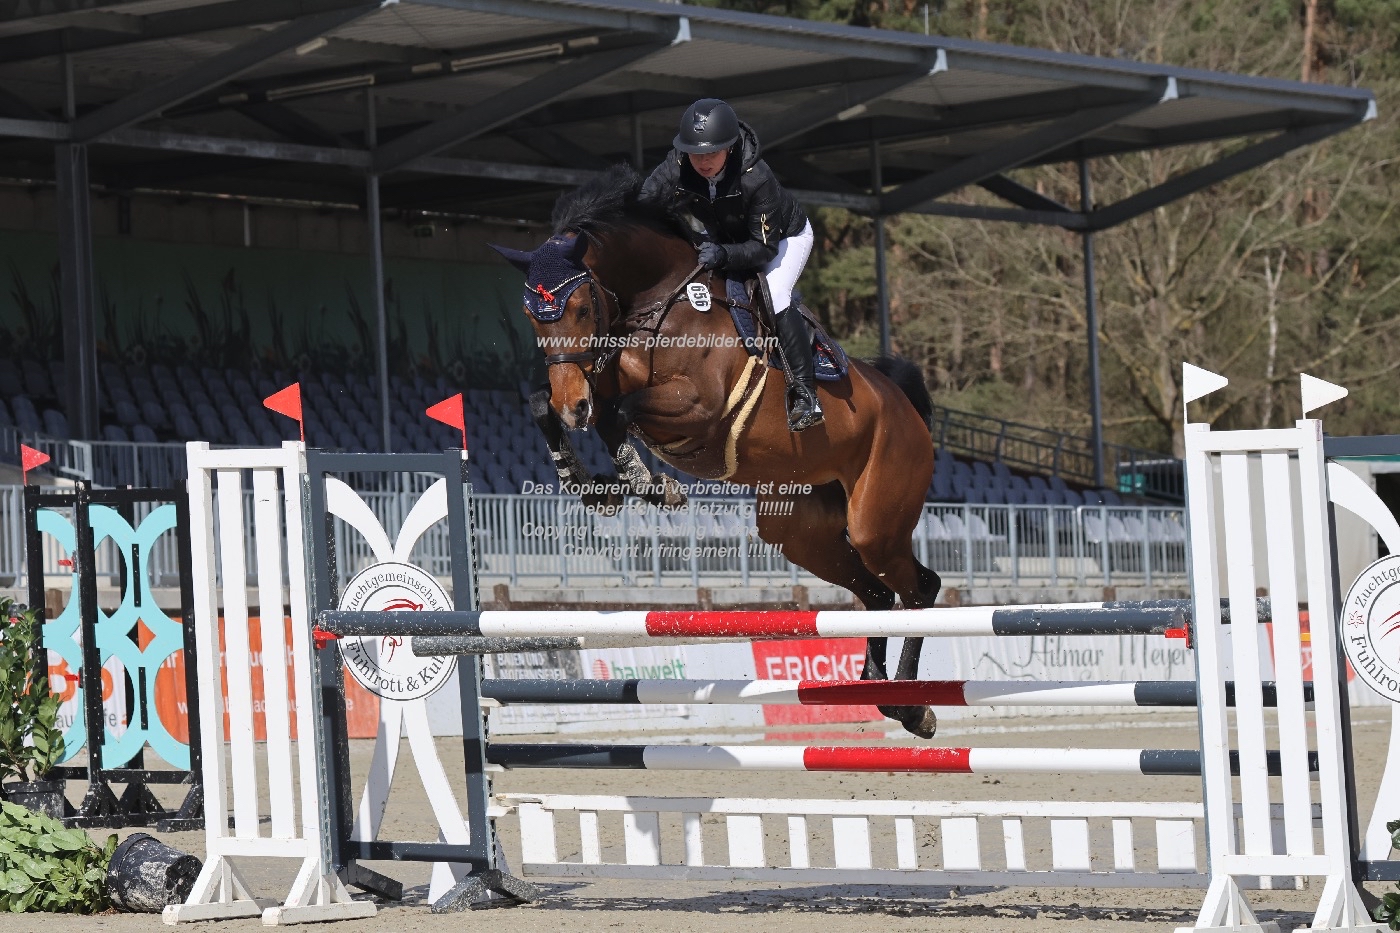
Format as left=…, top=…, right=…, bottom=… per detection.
left=725, top=280, right=849, bottom=381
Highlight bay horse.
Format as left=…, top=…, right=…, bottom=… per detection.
left=491, top=165, right=941, bottom=738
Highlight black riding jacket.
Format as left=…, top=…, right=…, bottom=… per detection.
left=639, top=122, right=808, bottom=272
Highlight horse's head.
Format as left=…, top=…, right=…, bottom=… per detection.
left=491, top=232, right=606, bottom=429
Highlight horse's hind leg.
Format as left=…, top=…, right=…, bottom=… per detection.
left=754, top=484, right=895, bottom=611
left=754, top=485, right=939, bottom=737
left=844, top=422, right=942, bottom=738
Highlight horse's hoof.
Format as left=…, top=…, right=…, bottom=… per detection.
left=902, top=707, right=937, bottom=740
left=660, top=475, right=688, bottom=509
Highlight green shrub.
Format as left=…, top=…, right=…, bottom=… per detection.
left=1378, top=820, right=1400, bottom=930
left=0, top=801, right=114, bottom=913
left=0, top=598, right=64, bottom=784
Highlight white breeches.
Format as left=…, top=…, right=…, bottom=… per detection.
left=763, top=219, right=813, bottom=314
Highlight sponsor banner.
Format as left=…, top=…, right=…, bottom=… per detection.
left=749, top=638, right=881, bottom=725
left=50, top=652, right=127, bottom=757
left=484, top=645, right=690, bottom=730
left=922, top=633, right=1201, bottom=685
left=152, top=615, right=381, bottom=742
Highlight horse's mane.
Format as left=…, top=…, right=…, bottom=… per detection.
left=551, top=163, right=684, bottom=239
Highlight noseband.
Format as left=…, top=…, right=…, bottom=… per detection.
left=541, top=275, right=619, bottom=376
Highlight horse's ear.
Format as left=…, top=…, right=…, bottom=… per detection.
left=489, top=243, right=533, bottom=275
left=563, top=232, right=588, bottom=265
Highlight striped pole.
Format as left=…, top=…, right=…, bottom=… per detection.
left=481, top=678, right=1310, bottom=708
left=485, top=744, right=1315, bottom=776
left=321, top=598, right=1268, bottom=641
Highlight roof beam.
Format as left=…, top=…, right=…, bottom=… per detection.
left=0, top=0, right=145, bottom=22
left=0, top=85, right=49, bottom=121
left=168, top=28, right=602, bottom=117
left=880, top=80, right=1173, bottom=214
left=1085, top=119, right=1358, bottom=231
left=751, top=62, right=941, bottom=149
left=0, top=0, right=392, bottom=63
left=71, top=1, right=385, bottom=142
left=372, top=37, right=675, bottom=174
left=507, top=126, right=613, bottom=171
left=235, top=102, right=346, bottom=148
left=977, top=173, right=1073, bottom=213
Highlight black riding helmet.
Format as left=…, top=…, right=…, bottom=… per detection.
left=673, top=98, right=740, bottom=154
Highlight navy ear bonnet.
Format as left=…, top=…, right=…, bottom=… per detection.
left=489, top=235, right=589, bottom=323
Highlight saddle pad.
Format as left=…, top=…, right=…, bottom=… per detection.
left=725, top=279, right=849, bottom=381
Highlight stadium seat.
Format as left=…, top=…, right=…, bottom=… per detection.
left=0, top=368, right=23, bottom=399
left=42, top=409, right=69, bottom=439
left=21, top=360, right=51, bottom=399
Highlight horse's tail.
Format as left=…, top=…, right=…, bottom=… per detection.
left=865, top=355, right=932, bottom=429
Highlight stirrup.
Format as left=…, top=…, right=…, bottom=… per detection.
left=786, top=387, right=824, bottom=432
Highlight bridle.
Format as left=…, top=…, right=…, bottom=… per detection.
left=540, top=274, right=621, bottom=375
left=539, top=261, right=708, bottom=388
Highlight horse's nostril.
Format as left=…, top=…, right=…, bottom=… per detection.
left=575, top=399, right=592, bottom=425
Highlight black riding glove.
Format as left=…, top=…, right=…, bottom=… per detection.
left=697, top=242, right=728, bottom=270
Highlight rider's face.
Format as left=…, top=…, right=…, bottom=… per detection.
left=687, top=150, right=728, bottom=180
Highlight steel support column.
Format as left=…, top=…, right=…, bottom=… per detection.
left=57, top=138, right=98, bottom=440
left=366, top=91, right=391, bottom=452
left=1079, top=158, right=1105, bottom=489
left=872, top=139, right=891, bottom=357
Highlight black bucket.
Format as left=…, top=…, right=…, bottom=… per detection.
left=2, top=780, right=66, bottom=820
left=106, top=833, right=202, bottom=912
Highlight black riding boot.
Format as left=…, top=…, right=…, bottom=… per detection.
left=774, top=307, right=823, bottom=432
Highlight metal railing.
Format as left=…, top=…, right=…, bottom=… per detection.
left=4, top=406, right=1183, bottom=502
left=465, top=496, right=1187, bottom=590
left=5, top=487, right=1187, bottom=593
left=931, top=405, right=1183, bottom=502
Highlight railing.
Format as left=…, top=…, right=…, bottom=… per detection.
left=930, top=405, right=1183, bottom=502
left=2, top=406, right=1184, bottom=502
left=5, top=488, right=1187, bottom=593
left=464, top=496, right=1187, bottom=590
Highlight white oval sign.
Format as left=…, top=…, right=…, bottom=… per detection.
left=337, top=561, right=456, bottom=702
left=1341, top=554, right=1400, bottom=703
left=686, top=281, right=711, bottom=312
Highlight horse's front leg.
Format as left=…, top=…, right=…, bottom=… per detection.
left=530, top=388, right=625, bottom=512
left=596, top=397, right=687, bottom=509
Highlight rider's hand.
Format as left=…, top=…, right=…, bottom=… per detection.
left=697, top=242, right=727, bottom=270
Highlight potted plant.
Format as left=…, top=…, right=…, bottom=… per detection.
left=0, top=800, right=113, bottom=913
left=0, top=598, right=66, bottom=818
left=1378, top=820, right=1400, bottom=930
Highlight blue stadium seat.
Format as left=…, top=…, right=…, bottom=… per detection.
left=132, top=424, right=159, bottom=444
left=173, top=414, right=200, bottom=439
left=141, top=401, right=169, bottom=429
left=21, top=360, right=51, bottom=399
left=114, top=400, right=141, bottom=428
left=0, top=367, right=24, bottom=399
left=42, top=409, right=70, bottom=439
left=12, top=396, right=41, bottom=434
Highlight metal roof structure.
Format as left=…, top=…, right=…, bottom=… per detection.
left=0, top=0, right=1377, bottom=227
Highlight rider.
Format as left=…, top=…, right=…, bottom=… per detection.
left=639, top=98, right=822, bottom=432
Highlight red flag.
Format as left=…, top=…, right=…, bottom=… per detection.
left=263, top=382, right=304, bottom=442
left=20, top=445, right=48, bottom=485
left=426, top=394, right=467, bottom=450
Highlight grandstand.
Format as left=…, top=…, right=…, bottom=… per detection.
left=0, top=359, right=1174, bottom=506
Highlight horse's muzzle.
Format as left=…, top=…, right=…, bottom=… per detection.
left=562, top=397, right=593, bottom=430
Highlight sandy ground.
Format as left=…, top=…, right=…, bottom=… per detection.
left=1, top=709, right=1395, bottom=933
